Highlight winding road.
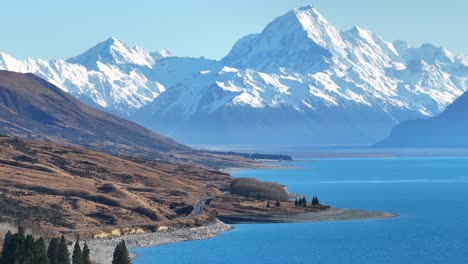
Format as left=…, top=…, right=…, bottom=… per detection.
left=189, top=196, right=214, bottom=218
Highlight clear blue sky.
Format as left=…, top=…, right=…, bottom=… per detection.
left=2, top=0, right=466, bottom=60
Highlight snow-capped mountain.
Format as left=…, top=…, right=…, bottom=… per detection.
left=1, top=6, right=467, bottom=145
left=0, top=37, right=213, bottom=116
left=134, top=6, right=468, bottom=145
left=67, top=37, right=157, bottom=69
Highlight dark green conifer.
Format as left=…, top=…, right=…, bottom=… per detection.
left=1, top=230, right=18, bottom=264
left=72, top=240, right=83, bottom=264
left=2, top=230, right=12, bottom=248
left=47, top=237, right=59, bottom=264
left=23, top=234, right=35, bottom=264
left=112, top=240, right=131, bottom=264
left=32, top=238, right=49, bottom=264
left=0, top=230, right=13, bottom=263
left=15, top=227, right=25, bottom=263
left=82, top=242, right=91, bottom=264
left=311, top=196, right=320, bottom=206
left=57, top=235, right=70, bottom=264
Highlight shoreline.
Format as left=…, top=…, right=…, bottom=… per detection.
left=218, top=207, right=398, bottom=224
left=86, top=219, right=232, bottom=264
left=87, top=208, right=396, bottom=264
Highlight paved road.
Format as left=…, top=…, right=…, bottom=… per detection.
left=189, top=196, right=214, bottom=218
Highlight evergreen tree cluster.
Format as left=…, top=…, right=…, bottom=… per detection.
left=112, top=240, right=131, bottom=264
left=71, top=238, right=91, bottom=264
left=294, top=196, right=308, bottom=207
left=311, top=196, right=320, bottom=206
left=294, top=196, right=320, bottom=207
left=0, top=228, right=91, bottom=264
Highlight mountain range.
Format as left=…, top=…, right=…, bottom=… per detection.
left=0, top=70, right=256, bottom=167
left=376, top=89, right=468, bottom=148
left=1, top=5, right=467, bottom=145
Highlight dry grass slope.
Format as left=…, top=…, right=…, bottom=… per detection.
left=0, top=136, right=230, bottom=235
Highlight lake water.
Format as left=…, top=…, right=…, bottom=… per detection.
left=133, top=157, right=468, bottom=263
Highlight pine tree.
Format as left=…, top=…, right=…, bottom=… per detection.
left=112, top=242, right=121, bottom=264
left=311, top=196, right=320, bottom=206
left=23, top=234, right=35, bottom=264
left=47, top=237, right=59, bottom=264
left=294, top=199, right=298, bottom=207
left=2, top=230, right=12, bottom=248
left=1, top=230, right=12, bottom=263
left=32, top=238, right=49, bottom=264
left=112, top=241, right=131, bottom=264
left=72, top=240, right=83, bottom=264
left=82, top=243, right=91, bottom=264
left=1, top=230, right=18, bottom=264
left=275, top=201, right=281, bottom=207
left=15, top=227, right=25, bottom=263
left=2, top=232, right=20, bottom=264
left=57, top=236, right=70, bottom=264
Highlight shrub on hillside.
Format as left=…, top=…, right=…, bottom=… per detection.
left=230, top=178, right=288, bottom=202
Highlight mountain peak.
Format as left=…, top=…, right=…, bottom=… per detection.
left=221, top=6, right=337, bottom=72
left=151, top=49, right=171, bottom=60
left=349, top=25, right=364, bottom=34
left=106, top=36, right=120, bottom=43
left=67, top=37, right=155, bottom=69
left=100, top=36, right=121, bottom=46
left=343, top=25, right=377, bottom=42
left=393, top=41, right=455, bottom=64
left=0, top=52, right=22, bottom=71
left=294, top=5, right=323, bottom=18
left=292, top=5, right=330, bottom=29
left=297, top=5, right=315, bottom=11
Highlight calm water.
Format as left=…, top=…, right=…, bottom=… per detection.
left=133, top=157, right=468, bottom=263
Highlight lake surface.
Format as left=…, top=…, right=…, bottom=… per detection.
left=133, top=157, right=468, bottom=263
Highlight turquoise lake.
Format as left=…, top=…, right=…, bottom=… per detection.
left=133, top=157, right=468, bottom=263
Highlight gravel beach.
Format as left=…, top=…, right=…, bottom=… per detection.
left=84, top=219, right=232, bottom=264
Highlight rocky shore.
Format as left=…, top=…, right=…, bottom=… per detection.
left=85, top=219, right=232, bottom=264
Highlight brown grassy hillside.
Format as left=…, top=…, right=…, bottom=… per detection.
left=0, top=136, right=230, bottom=233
